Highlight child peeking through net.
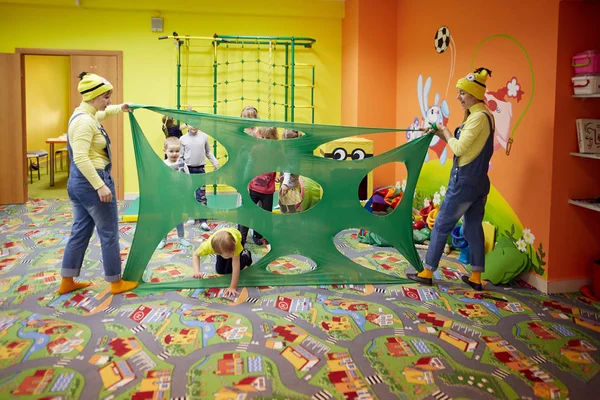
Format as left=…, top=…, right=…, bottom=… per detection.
left=192, top=227, right=252, bottom=297
left=278, top=129, right=303, bottom=213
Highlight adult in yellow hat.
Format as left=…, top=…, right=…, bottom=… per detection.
left=59, top=71, right=139, bottom=295
left=408, top=67, right=495, bottom=291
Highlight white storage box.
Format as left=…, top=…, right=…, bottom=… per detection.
left=576, top=119, right=600, bottom=154
left=572, top=75, right=600, bottom=95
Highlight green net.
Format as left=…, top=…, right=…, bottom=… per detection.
left=123, top=106, right=431, bottom=293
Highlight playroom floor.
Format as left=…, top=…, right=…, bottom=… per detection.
left=26, top=164, right=69, bottom=200
left=1, top=198, right=599, bottom=400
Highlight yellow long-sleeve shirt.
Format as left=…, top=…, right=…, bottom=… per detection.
left=68, top=102, right=122, bottom=190
left=447, top=102, right=494, bottom=167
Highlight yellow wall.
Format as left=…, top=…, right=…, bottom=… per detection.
left=24, top=55, right=70, bottom=155
left=0, top=0, right=344, bottom=195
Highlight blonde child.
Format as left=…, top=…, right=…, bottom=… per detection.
left=241, top=106, right=259, bottom=137
left=158, top=137, right=191, bottom=249
left=193, top=228, right=252, bottom=297
left=278, top=129, right=303, bottom=213
left=179, top=121, right=220, bottom=231
left=238, top=126, right=278, bottom=245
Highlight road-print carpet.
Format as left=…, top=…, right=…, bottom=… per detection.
left=1, top=198, right=599, bottom=400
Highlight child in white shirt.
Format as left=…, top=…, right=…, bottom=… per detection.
left=158, top=137, right=192, bottom=249
left=179, top=124, right=220, bottom=231
left=278, top=129, right=303, bottom=213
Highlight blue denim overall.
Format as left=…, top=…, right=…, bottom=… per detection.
left=61, top=113, right=122, bottom=282
left=425, top=112, right=494, bottom=272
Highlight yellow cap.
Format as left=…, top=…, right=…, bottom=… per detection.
left=456, top=68, right=492, bottom=100
left=78, top=72, right=113, bottom=102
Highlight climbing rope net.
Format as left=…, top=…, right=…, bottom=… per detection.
left=163, top=34, right=316, bottom=123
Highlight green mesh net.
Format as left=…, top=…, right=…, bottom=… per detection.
left=123, top=106, right=431, bottom=293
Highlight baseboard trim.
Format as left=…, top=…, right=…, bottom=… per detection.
left=547, top=277, right=591, bottom=294
left=519, top=272, right=548, bottom=293
left=519, top=272, right=591, bottom=294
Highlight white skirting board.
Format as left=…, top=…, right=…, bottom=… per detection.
left=519, top=271, right=591, bottom=294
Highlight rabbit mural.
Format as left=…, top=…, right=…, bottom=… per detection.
left=406, top=75, right=450, bottom=165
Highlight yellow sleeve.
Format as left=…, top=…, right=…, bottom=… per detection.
left=196, top=239, right=214, bottom=257
left=196, top=228, right=243, bottom=256
left=96, top=105, right=122, bottom=122
left=447, top=113, right=488, bottom=157
left=231, top=229, right=244, bottom=256
left=69, top=115, right=105, bottom=190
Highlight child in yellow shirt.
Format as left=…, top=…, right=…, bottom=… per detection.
left=192, top=227, right=252, bottom=297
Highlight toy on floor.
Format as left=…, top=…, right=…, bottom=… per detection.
left=412, top=207, right=426, bottom=229
left=297, top=176, right=323, bottom=212
left=413, top=220, right=426, bottom=230
left=417, top=200, right=440, bottom=230
left=482, top=221, right=496, bottom=254
left=426, top=207, right=439, bottom=229
left=358, top=226, right=432, bottom=246
left=412, top=227, right=431, bottom=244
left=420, top=200, right=435, bottom=221
left=363, top=184, right=403, bottom=215
left=359, top=183, right=406, bottom=245
left=581, top=285, right=599, bottom=302
left=451, top=225, right=470, bottom=264
left=481, top=236, right=530, bottom=285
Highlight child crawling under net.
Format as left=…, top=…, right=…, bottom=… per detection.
left=192, top=227, right=252, bottom=297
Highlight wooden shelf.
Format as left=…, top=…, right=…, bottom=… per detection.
left=573, top=94, right=600, bottom=98
left=569, top=199, right=600, bottom=213
left=571, top=152, right=600, bottom=159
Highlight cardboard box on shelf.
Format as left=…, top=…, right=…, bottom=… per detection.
left=576, top=119, right=600, bottom=154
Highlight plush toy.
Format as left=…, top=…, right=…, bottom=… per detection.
left=297, top=176, right=322, bottom=212
left=481, top=236, right=530, bottom=285
left=451, top=225, right=470, bottom=264
left=358, top=227, right=431, bottom=246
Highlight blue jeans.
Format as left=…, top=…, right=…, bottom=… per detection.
left=425, top=179, right=487, bottom=273
left=188, top=165, right=207, bottom=223
left=164, top=223, right=185, bottom=240
left=237, top=189, right=273, bottom=245
left=62, top=169, right=122, bottom=282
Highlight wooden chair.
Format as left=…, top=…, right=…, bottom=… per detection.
left=55, top=147, right=69, bottom=171
left=26, top=150, right=49, bottom=184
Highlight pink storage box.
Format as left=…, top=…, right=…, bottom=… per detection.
left=572, top=50, right=600, bottom=75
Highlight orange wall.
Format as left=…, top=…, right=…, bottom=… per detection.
left=343, top=0, right=600, bottom=286
left=393, top=0, right=560, bottom=273
left=548, top=0, right=600, bottom=282
left=341, top=0, right=359, bottom=127
left=343, top=0, right=398, bottom=189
